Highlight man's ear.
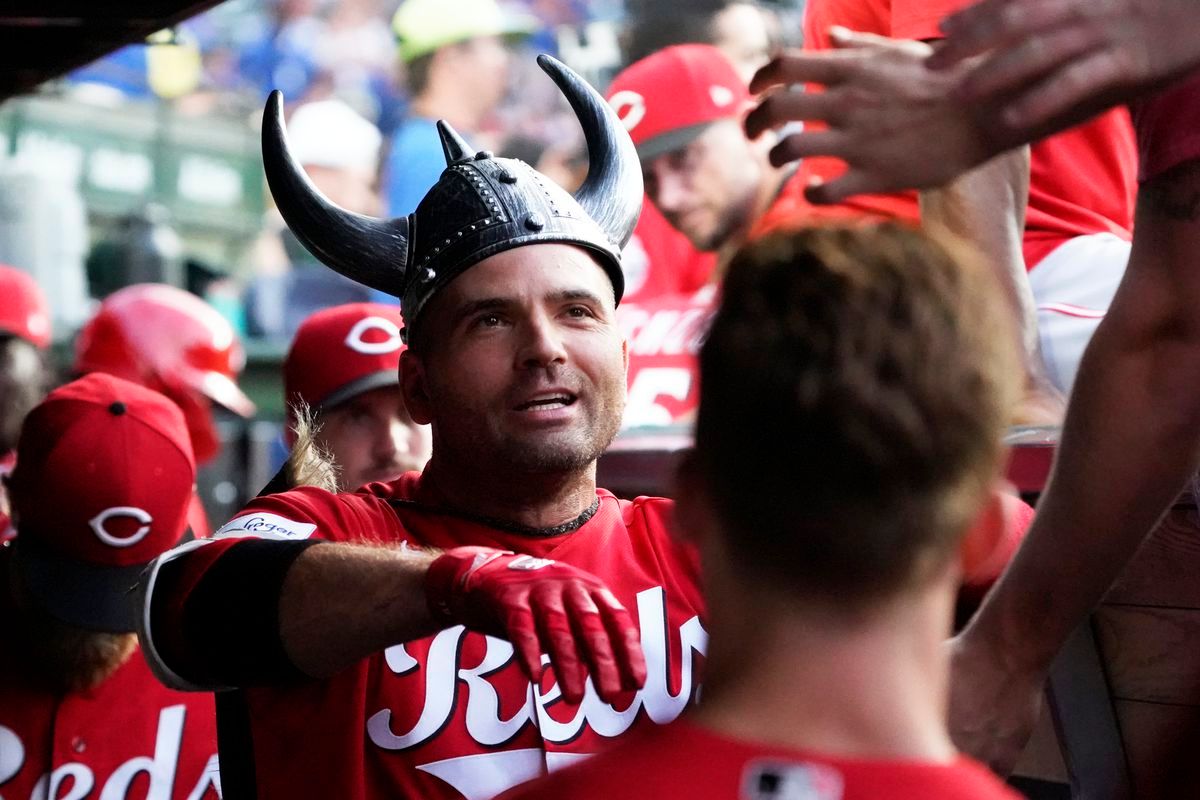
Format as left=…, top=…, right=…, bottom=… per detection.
left=960, top=483, right=1032, bottom=587
left=400, top=350, right=434, bottom=425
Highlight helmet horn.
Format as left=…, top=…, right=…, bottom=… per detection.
left=261, top=90, right=410, bottom=297
left=537, top=54, right=643, bottom=250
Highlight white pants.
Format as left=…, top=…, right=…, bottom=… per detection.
left=1028, top=232, right=1131, bottom=395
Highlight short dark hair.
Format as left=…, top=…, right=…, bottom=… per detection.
left=403, top=51, right=436, bottom=96
left=694, top=224, right=1018, bottom=606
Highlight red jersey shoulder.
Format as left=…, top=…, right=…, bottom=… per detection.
left=214, top=478, right=417, bottom=546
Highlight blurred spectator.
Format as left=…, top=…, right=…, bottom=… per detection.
left=0, top=267, right=51, bottom=542
left=245, top=98, right=382, bottom=338
left=0, top=373, right=220, bottom=798
left=280, top=303, right=431, bottom=492
left=86, top=205, right=184, bottom=299
left=383, top=0, right=535, bottom=217
left=74, top=284, right=256, bottom=536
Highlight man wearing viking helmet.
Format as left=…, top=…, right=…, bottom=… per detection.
left=137, top=56, right=706, bottom=800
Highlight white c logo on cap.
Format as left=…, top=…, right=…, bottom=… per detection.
left=608, top=90, right=646, bottom=132
left=89, top=506, right=153, bottom=548
left=345, top=316, right=403, bottom=355
left=709, top=85, right=735, bottom=108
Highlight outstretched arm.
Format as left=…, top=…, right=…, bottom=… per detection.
left=951, top=157, right=1200, bottom=773
left=920, top=145, right=1065, bottom=425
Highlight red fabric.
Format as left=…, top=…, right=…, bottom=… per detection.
left=796, top=0, right=1137, bottom=270
left=10, top=374, right=196, bottom=568
left=961, top=488, right=1035, bottom=589
left=617, top=289, right=714, bottom=428
left=284, top=303, right=405, bottom=411
left=621, top=201, right=716, bottom=304
left=499, top=719, right=1021, bottom=800
left=1131, top=71, right=1200, bottom=182
left=0, top=550, right=220, bottom=799
left=164, top=473, right=706, bottom=800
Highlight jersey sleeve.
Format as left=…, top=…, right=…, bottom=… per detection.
left=138, top=487, right=359, bottom=691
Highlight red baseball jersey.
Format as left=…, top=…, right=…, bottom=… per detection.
left=499, top=719, right=1021, bottom=800
left=618, top=288, right=715, bottom=428
left=0, top=552, right=220, bottom=800
left=775, top=0, right=1137, bottom=271
left=146, top=473, right=706, bottom=800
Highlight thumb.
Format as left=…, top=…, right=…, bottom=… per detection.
left=829, top=26, right=894, bottom=50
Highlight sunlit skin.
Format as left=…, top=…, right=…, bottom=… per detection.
left=401, top=244, right=628, bottom=526
left=317, top=386, right=432, bottom=491
left=642, top=118, right=771, bottom=255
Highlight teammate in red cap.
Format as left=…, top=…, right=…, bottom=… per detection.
left=504, top=224, right=1022, bottom=800
left=0, top=373, right=219, bottom=799
left=0, top=265, right=51, bottom=543
left=75, top=283, right=255, bottom=535
left=138, top=58, right=702, bottom=800
left=281, top=303, right=431, bottom=492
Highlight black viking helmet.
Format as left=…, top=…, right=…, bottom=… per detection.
left=262, top=54, right=643, bottom=327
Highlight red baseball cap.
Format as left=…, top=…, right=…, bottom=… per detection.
left=0, top=265, right=51, bottom=348
left=11, top=373, right=196, bottom=632
left=607, top=44, right=751, bottom=161
left=284, top=303, right=406, bottom=415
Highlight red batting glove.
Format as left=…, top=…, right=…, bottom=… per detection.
left=426, top=546, right=647, bottom=704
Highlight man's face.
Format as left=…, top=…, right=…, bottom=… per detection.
left=318, top=386, right=432, bottom=490
left=405, top=244, right=627, bottom=475
left=449, top=35, right=511, bottom=114
left=642, top=119, right=765, bottom=251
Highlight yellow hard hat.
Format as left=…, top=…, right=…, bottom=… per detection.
left=392, top=0, right=537, bottom=63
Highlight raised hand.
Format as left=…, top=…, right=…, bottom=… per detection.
left=931, top=0, right=1200, bottom=130
left=745, top=28, right=999, bottom=204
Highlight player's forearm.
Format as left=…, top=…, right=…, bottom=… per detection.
left=964, top=161, right=1200, bottom=671
left=279, top=542, right=440, bottom=678
left=919, top=146, right=1059, bottom=410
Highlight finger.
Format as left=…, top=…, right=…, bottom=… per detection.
left=749, top=50, right=858, bottom=95
left=957, top=24, right=1103, bottom=101
left=563, top=583, right=623, bottom=703
left=768, top=130, right=849, bottom=167
left=1003, top=49, right=1128, bottom=129
left=504, top=604, right=546, bottom=684
left=804, top=170, right=889, bottom=205
left=592, top=586, right=647, bottom=691
left=936, top=0, right=1084, bottom=67
left=745, top=90, right=844, bottom=139
left=531, top=589, right=586, bottom=704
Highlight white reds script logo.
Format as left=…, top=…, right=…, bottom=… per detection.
left=0, top=706, right=221, bottom=800
left=89, top=507, right=153, bottom=548
left=368, top=586, right=707, bottom=799
left=608, top=90, right=646, bottom=132
left=345, top=316, right=403, bottom=356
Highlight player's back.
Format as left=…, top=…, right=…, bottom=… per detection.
left=500, top=719, right=1020, bottom=800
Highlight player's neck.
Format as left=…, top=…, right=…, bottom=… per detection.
left=692, top=577, right=958, bottom=762
left=418, top=455, right=599, bottom=531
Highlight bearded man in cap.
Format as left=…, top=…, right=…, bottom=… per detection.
left=0, top=373, right=220, bottom=799
left=138, top=56, right=704, bottom=800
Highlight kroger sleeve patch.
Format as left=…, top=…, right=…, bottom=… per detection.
left=215, top=512, right=318, bottom=540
